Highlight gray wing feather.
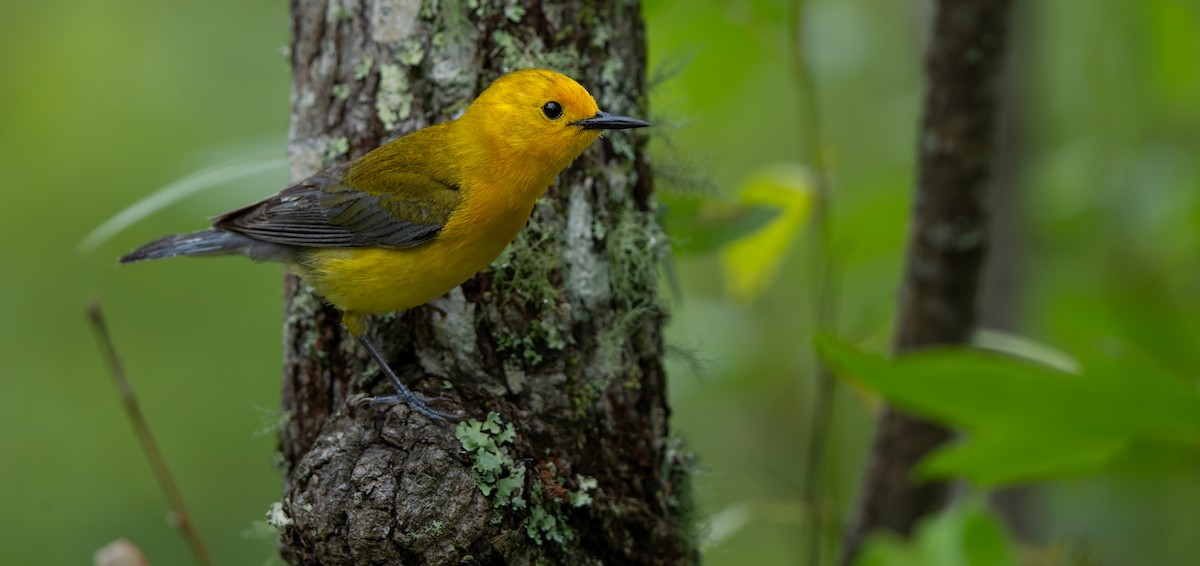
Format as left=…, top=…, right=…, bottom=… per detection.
left=212, top=172, right=452, bottom=249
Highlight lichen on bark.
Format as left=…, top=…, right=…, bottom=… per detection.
left=277, top=1, right=695, bottom=564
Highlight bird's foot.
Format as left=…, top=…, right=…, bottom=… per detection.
left=354, top=333, right=459, bottom=422
left=362, top=392, right=457, bottom=421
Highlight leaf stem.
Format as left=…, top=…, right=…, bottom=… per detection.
left=88, top=300, right=216, bottom=566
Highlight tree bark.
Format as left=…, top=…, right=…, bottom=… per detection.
left=274, top=1, right=695, bottom=564
left=841, top=1, right=1013, bottom=563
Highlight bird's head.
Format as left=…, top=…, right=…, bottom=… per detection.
left=464, top=69, right=650, bottom=174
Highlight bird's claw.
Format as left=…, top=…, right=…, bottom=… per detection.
left=365, top=393, right=458, bottom=421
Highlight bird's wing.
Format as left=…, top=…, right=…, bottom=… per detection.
left=212, top=168, right=461, bottom=249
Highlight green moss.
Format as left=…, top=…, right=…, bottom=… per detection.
left=597, top=305, right=650, bottom=382
left=265, top=501, right=294, bottom=530
left=504, top=5, right=526, bottom=22
left=419, top=0, right=437, bottom=18
left=285, top=282, right=329, bottom=361
left=571, top=382, right=599, bottom=416
left=412, top=519, right=445, bottom=540
left=663, top=437, right=704, bottom=558
left=490, top=30, right=523, bottom=69
left=562, top=205, right=665, bottom=411
left=569, top=475, right=597, bottom=507
left=542, top=49, right=584, bottom=76
left=600, top=57, right=624, bottom=89
left=489, top=30, right=581, bottom=76
left=496, top=332, right=542, bottom=365
left=456, top=414, right=599, bottom=549
left=324, top=136, right=349, bottom=167
left=607, top=207, right=664, bottom=311
left=494, top=308, right=570, bottom=365
left=456, top=412, right=527, bottom=509
left=664, top=342, right=713, bottom=381
left=352, top=55, right=374, bottom=80
left=492, top=211, right=559, bottom=304
left=331, top=83, right=351, bottom=100
left=489, top=203, right=570, bottom=365
left=590, top=23, right=612, bottom=49
left=585, top=208, right=666, bottom=400
left=376, top=63, right=413, bottom=130
left=522, top=469, right=596, bottom=547
left=332, top=4, right=353, bottom=22
left=394, top=38, right=425, bottom=66
left=431, top=31, right=450, bottom=50
left=524, top=489, right=570, bottom=546
left=609, top=132, right=635, bottom=162
left=432, top=0, right=474, bottom=45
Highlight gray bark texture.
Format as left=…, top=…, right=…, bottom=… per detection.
left=841, top=0, right=1013, bottom=563
left=274, top=1, right=695, bottom=564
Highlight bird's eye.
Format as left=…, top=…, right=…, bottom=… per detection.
left=542, top=101, right=563, bottom=120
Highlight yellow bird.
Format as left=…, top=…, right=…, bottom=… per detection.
left=122, top=69, right=650, bottom=420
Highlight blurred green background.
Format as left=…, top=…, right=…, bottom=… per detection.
left=3, top=0, right=1199, bottom=564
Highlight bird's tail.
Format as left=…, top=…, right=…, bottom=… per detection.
left=120, top=229, right=270, bottom=263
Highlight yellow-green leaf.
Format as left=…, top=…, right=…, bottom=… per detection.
left=719, top=163, right=815, bottom=301
left=659, top=195, right=781, bottom=255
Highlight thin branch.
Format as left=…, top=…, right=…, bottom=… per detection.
left=787, top=1, right=840, bottom=565
left=840, top=1, right=1013, bottom=563
left=88, top=301, right=216, bottom=566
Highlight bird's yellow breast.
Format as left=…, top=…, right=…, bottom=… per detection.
left=297, top=171, right=544, bottom=316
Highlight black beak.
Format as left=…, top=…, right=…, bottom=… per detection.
left=570, top=111, right=651, bottom=130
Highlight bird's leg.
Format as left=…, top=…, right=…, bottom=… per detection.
left=342, top=311, right=455, bottom=421
left=424, top=300, right=449, bottom=319
left=355, top=334, right=458, bottom=421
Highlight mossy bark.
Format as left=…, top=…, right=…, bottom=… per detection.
left=276, top=1, right=694, bottom=564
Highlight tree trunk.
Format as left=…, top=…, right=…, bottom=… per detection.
left=841, top=1, right=1013, bottom=563
left=274, top=1, right=695, bottom=564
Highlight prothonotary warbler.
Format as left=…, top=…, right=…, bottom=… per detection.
left=121, top=68, right=650, bottom=420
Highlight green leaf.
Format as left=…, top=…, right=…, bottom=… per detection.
left=917, top=431, right=1128, bottom=486
left=660, top=195, right=781, bottom=255
left=855, top=499, right=1014, bottom=566
left=719, top=164, right=815, bottom=301
left=1146, top=0, right=1200, bottom=113
left=816, top=334, right=1200, bottom=485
